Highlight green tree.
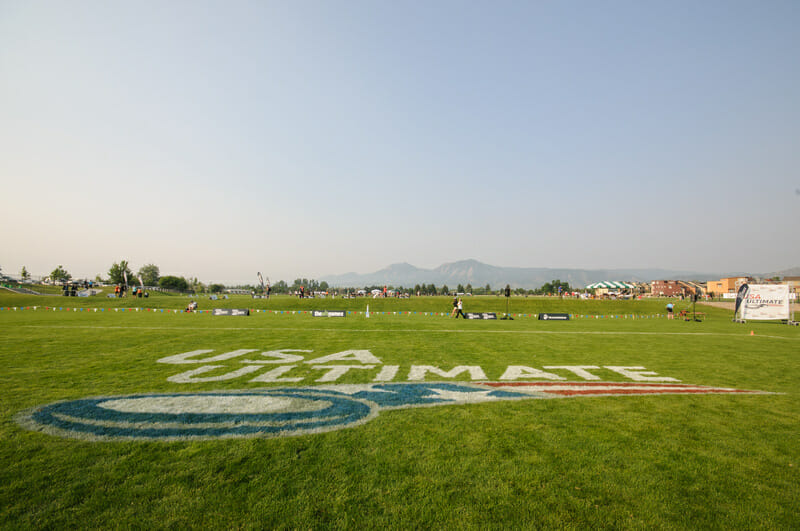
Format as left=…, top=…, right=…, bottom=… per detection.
left=50, top=265, right=72, bottom=283
left=539, top=279, right=571, bottom=295
left=442, top=284, right=449, bottom=295
left=190, top=278, right=206, bottom=294
left=457, top=284, right=465, bottom=293
left=292, top=278, right=323, bottom=292
left=138, top=264, right=160, bottom=286
left=208, top=283, right=225, bottom=294
left=20, top=266, right=30, bottom=281
left=465, top=283, right=473, bottom=294
left=159, top=276, right=189, bottom=292
left=272, top=280, right=288, bottom=294
left=108, top=261, right=133, bottom=285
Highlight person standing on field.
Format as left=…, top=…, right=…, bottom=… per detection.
left=455, top=298, right=466, bottom=319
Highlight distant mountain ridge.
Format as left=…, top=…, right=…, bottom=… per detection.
left=322, top=259, right=733, bottom=290
left=767, top=266, right=800, bottom=278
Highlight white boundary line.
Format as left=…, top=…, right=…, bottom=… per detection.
left=11, top=324, right=800, bottom=340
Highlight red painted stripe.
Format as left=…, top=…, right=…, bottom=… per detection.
left=475, top=382, right=762, bottom=395
left=541, top=388, right=756, bottom=396
left=478, top=382, right=699, bottom=388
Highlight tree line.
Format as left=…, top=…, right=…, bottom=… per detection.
left=11, top=263, right=573, bottom=296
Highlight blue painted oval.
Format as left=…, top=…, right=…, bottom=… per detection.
left=24, top=389, right=374, bottom=440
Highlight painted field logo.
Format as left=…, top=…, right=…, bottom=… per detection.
left=17, top=382, right=772, bottom=441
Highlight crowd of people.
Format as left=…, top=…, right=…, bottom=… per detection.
left=113, top=284, right=148, bottom=298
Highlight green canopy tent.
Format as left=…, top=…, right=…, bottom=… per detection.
left=586, top=281, right=636, bottom=298
left=586, top=281, right=636, bottom=290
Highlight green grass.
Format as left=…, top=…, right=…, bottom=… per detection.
left=1, top=292, right=798, bottom=528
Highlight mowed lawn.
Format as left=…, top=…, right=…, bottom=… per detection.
left=1, top=292, right=798, bottom=528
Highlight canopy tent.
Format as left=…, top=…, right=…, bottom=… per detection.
left=586, top=281, right=636, bottom=290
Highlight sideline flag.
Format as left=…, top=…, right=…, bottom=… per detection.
left=257, top=272, right=266, bottom=296
left=734, top=283, right=749, bottom=318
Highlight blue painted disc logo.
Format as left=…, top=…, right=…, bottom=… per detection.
left=19, top=389, right=377, bottom=441
left=16, top=382, right=769, bottom=441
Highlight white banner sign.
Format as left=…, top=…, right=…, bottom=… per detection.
left=740, top=284, right=790, bottom=321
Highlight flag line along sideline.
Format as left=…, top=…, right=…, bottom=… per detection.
left=1, top=306, right=696, bottom=321
left=12, top=324, right=800, bottom=340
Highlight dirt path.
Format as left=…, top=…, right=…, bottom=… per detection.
left=698, top=301, right=735, bottom=310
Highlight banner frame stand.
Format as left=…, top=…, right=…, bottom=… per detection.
left=732, top=283, right=793, bottom=325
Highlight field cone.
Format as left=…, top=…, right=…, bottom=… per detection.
left=750, top=330, right=755, bottom=336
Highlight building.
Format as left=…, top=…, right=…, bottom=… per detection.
left=650, top=280, right=703, bottom=298
left=782, top=276, right=800, bottom=295
left=706, top=277, right=751, bottom=297
left=651, top=280, right=685, bottom=297
left=631, top=282, right=651, bottom=296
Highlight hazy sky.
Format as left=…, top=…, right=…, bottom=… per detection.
left=1, top=1, right=798, bottom=284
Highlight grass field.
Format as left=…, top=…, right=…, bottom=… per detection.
left=1, top=291, right=798, bottom=528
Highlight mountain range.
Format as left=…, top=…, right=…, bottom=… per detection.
left=321, top=259, right=751, bottom=290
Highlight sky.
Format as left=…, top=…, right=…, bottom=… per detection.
left=1, top=0, right=798, bottom=284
